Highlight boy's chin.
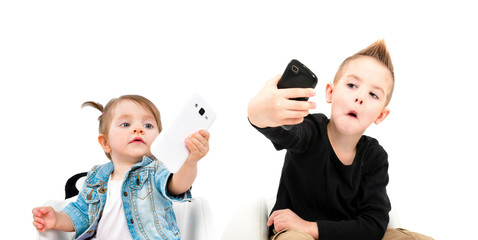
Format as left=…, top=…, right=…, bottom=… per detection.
left=334, top=121, right=366, bottom=136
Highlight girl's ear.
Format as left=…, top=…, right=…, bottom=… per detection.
left=326, top=83, right=334, bottom=103
left=98, top=134, right=111, bottom=153
left=374, top=108, right=390, bottom=125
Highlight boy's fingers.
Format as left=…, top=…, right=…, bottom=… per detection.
left=266, top=75, right=282, bottom=88
left=280, top=88, right=316, bottom=100
left=268, top=210, right=282, bottom=226
left=281, top=100, right=316, bottom=112
left=267, top=215, right=274, bottom=226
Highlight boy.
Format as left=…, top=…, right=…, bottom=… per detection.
left=248, top=40, right=393, bottom=240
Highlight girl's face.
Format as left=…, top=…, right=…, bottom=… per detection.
left=326, top=56, right=393, bottom=136
left=101, top=100, right=160, bottom=163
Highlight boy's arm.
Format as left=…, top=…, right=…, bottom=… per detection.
left=167, top=130, right=209, bottom=195
left=247, top=75, right=316, bottom=129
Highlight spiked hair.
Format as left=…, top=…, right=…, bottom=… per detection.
left=334, top=39, right=395, bottom=104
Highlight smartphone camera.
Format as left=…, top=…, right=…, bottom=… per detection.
left=291, top=65, right=299, bottom=74
left=199, top=108, right=205, bottom=116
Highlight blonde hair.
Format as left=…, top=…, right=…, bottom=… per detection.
left=334, top=39, right=395, bottom=104
left=82, top=95, right=162, bottom=160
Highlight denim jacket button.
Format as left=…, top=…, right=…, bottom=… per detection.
left=130, top=219, right=134, bottom=224
left=86, top=194, right=92, bottom=200
left=99, top=188, right=106, bottom=194
left=123, top=192, right=128, bottom=197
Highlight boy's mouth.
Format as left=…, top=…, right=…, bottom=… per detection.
left=130, top=137, right=145, bottom=144
left=347, top=110, right=358, bottom=119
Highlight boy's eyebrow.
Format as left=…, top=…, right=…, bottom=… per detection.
left=348, top=74, right=385, bottom=95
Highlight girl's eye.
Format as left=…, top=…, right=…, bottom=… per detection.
left=347, top=83, right=357, bottom=89
left=144, top=123, right=154, bottom=129
left=120, top=123, right=130, bottom=127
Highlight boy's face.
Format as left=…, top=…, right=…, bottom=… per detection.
left=326, top=56, right=393, bottom=136
left=99, top=100, right=160, bottom=163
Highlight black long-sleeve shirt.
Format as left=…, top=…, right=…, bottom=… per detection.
left=255, top=113, right=391, bottom=240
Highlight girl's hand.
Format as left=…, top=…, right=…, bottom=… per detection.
left=168, top=130, right=210, bottom=195
left=32, top=206, right=58, bottom=232
left=184, top=129, right=210, bottom=164
left=247, top=75, right=316, bottom=128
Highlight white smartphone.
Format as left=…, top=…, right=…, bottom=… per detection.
left=150, top=93, right=216, bottom=173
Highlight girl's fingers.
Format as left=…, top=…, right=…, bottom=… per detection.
left=197, top=129, right=210, bottom=141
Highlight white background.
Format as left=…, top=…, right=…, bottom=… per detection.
left=1, top=1, right=477, bottom=239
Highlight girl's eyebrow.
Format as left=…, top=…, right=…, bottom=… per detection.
left=115, top=114, right=132, bottom=120
left=115, top=114, right=155, bottom=122
left=142, top=114, right=155, bottom=121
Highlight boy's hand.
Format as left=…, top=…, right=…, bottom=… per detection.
left=184, top=129, right=210, bottom=165
left=32, top=206, right=57, bottom=232
left=248, top=75, right=316, bottom=128
left=268, top=209, right=318, bottom=239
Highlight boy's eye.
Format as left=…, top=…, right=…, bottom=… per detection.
left=370, top=92, right=379, bottom=99
left=144, top=123, right=154, bottom=129
left=120, top=123, right=130, bottom=127
left=347, top=83, right=357, bottom=89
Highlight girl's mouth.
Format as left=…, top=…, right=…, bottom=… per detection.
left=130, top=137, right=145, bottom=144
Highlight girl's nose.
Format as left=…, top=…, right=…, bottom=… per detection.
left=133, top=129, right=144, bottom=134
left=355, top=98, right=363, bottom=105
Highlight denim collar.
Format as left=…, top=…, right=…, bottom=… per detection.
left=85, top=156, right=155, bottom=186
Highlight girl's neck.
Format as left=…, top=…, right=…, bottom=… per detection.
left=110, top=157, right=141, bottom=181
left=327, top=120, right=363, bottom=165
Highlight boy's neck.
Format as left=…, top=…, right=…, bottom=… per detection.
left=327, top=120, right=364, bottom=165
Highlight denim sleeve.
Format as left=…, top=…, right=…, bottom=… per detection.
left=61, top=189, right=90, bottom=238
left=154, top=161, right=193, bottom=202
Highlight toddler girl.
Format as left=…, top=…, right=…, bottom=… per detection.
left=33, top=94, right=210, bottom=240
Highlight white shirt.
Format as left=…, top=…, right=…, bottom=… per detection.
left=93, top=176, right=133, bottom=240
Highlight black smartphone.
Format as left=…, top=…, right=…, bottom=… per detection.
left=277, top=59, right=318, bottom=129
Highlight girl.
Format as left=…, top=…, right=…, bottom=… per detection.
left=33, top=95, right=210, bottom=240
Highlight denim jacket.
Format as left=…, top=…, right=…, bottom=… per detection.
left=62, top=156, right=192, bottom=240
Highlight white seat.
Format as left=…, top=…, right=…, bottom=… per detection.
left=37, top=196, right=217, bottom=240
left=221, top=197, right=400, bottom=240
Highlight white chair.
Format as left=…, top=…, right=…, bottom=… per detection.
left=221, top=198, right=400, bottom=240
left=37, top=174, right=217, bottom=240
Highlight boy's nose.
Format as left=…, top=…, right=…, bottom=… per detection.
left=133, top=129, right=144, bottom=134
left=355, top=98, right=363, bottom=105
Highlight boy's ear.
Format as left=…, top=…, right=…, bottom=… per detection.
left=98, top=134, right=111, bottom=153
left=326, top=83, right=334, bottom=103
left=374, top=108, right=390, bottom=125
